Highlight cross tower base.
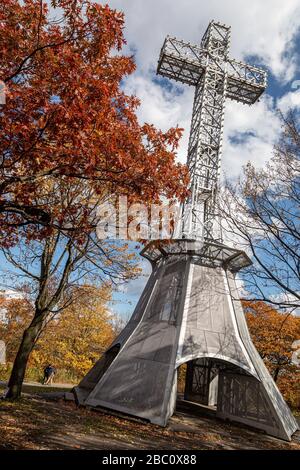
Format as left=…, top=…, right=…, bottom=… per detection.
left=75, top=240, right=298, bottom=441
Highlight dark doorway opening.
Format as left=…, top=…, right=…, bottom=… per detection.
left=177, top=358, right=220, bottom=418
left=176, top=357, right=279, bottom=437
left=176, top=357, right=253, bottom=418
left=184, top=358, right=219, bottom=407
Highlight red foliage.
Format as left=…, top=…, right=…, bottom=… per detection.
left=0, top=0, right=189, bottom=244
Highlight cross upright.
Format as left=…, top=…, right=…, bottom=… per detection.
left=157, top=20, right=267, bottom=242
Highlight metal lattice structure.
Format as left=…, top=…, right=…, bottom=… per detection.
left=157, top=21, right=267, bottom=240
left=75, top=22, right=298, bottom=442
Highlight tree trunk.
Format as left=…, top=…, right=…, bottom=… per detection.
left=6, top=315, right=44, bottom=399
left=273, top=366, right=280, bottom=382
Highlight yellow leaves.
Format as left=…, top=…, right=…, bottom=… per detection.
left=0, top=284, right=116, bottom=380
left=104, top=258, right=113, bottom=266
left=94, top=129, right=103, bottom=138
left=29, top=285, right=115, bottom=377
left=244, top=300, right=300, bottom=408
left=0, top=296, right=33, bottom=362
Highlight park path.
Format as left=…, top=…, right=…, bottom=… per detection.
left=0, top=380, right=73, bottom=389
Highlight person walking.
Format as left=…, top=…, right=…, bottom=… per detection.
left=43, top=364, right=56, bottom=385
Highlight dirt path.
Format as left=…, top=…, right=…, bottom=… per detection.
left=0, top=391, right=299, bottom=450
left=0, top=380, right=73, bottom=390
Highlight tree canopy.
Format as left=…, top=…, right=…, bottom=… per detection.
left=0, top=0, right=188, bottom=245
left=244, top=300, right=300, bottom=408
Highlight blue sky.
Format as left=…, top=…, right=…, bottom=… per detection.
left=105, top=0, right=300, bottom=318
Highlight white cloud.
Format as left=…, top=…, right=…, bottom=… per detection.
left=109, top=0, right=300, bottom=82
left=123, top=73, right=193, bottom=163
left=0, top=289, right=23, bottom=299
left=268, top=292, right=300, bottom=315
left=277, top=88, right=300, bottom=112
left=222, top=94, right=281, bottom=178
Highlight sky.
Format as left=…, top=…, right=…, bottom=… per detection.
left=106, top=0, right=300, bottom=318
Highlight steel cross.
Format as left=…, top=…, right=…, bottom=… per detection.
left=157, top=20, right=267, bottom=242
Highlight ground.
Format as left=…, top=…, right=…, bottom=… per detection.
left=0, top=383, right=299, bottom=450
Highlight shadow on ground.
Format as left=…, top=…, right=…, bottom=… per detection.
left=0, top=388, right=299, bottom=450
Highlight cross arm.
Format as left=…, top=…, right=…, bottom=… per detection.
left=157, top=36, right=205, bottom=86
left=226, top=58, right=267, bottom=105
left=157, top=36, right=267, bottom=105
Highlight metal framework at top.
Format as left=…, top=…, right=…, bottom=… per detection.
left=157, top=21, right=267, bottom=242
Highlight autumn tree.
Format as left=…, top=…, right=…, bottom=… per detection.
left=244, top=300, right=300, bottom=407
left=0, top=0, right=189, bottom=399
left=221, top=113, right=300, bottom=310
left=0, top=294, right=32, bottom=363
left=0, top=0, right=188, bottom=244
left=1, top=178, right=141, bottom=399
left=31, top=284, right=115, bottom=377
left=0, top=285, right=116, bottom=379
